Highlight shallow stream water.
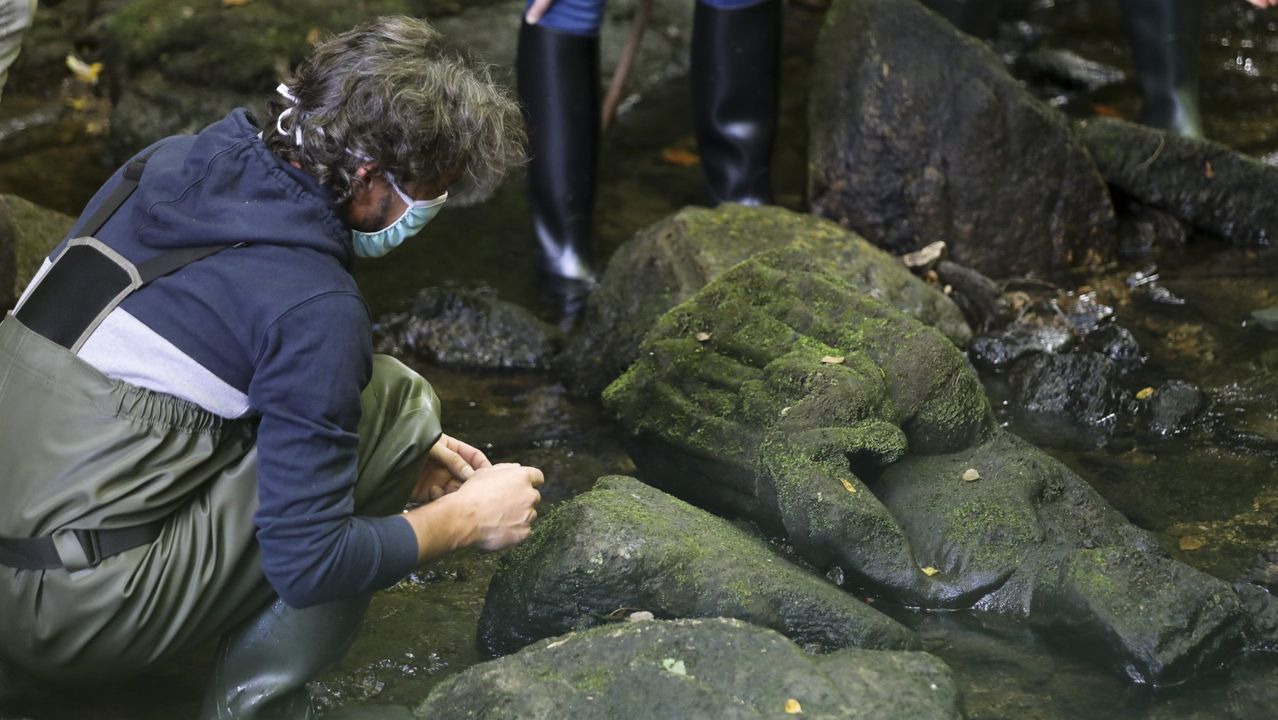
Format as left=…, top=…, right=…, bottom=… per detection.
left=1, top=0, right=1276, bottom=718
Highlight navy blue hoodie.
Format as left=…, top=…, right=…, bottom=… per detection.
left=47, top=110, right=419, bottom=607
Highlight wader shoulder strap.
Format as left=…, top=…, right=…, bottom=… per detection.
left=14, top=144, right=234, bottom=353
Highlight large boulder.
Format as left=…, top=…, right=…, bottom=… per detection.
left=478, top=475, right=919, bottom=656
left=602, top=247, right=1255, bottom=683
left=374, top=286, right=562, bottom=370
left=807, top=0, right=1116, bottom=278
left=417, top=618, right=962, bottom=720
left=0, top=195, right=75, bottom=311
left=1076, top=116, right=1278, bottom=247
left=564, top=204, right=971, bottom=398
left=604, top=248, right=994, bottom=607
left=877, top=430, right=1246, bottom=684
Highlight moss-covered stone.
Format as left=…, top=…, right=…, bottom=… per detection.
left=0, top=195, right=75, bottom=311
left=419, top=618, right=962, bottom=720
left=603, top=249, right=993, bottom=606
left=878, top=429, right=1247, bottom=684
left=479, top=476, right=918, bottom=656
left=563, top=204, right=971, bottom=398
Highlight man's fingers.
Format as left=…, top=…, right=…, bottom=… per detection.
left=525, top=0, right=556, bottom=24
left=526, top=467, right=545, bottom=489
left=444, top=479, right=462, bottom=494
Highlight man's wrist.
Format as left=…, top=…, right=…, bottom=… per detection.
left=406, top=493, right=474, bottom=563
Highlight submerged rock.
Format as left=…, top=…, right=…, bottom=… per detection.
left=0, top=195, right=75, bottom=311
left=478, top=475, right=918, bottom=656
left=603, top=248, right=1251, bottom=684
left=563, top=204, right=970, bottom=398
left=418, top=618, right=962, bottom=720
left=807, top=0, right=1116, bottom=278
left=374, top=286, right=561, bottom=370
left=1077, top=117, right=1278, bottom=248
left=1017, top=47, right=1126, bottom=92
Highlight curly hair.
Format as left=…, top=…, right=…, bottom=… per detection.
left=263, top=16, right=526, bottom=206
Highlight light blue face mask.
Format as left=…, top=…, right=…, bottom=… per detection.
left=351, top=172, right=448, bottom=258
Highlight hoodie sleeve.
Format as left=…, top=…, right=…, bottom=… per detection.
left=248, top=290, right=419, bottom=607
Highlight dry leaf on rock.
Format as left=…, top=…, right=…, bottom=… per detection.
left=819, top=356, right=844, bottom=365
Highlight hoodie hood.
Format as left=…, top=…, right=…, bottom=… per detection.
left=129, top=109, right=353, bottom=265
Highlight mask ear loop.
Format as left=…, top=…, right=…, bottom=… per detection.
left=275, top=83, right=303, bottom=147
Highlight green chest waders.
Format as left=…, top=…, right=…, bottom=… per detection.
left=0, top=152, right=443, bottom=720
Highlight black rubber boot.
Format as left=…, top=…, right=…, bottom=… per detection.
left=517, top=21, right=600, bottom=329
left=200, top=595, right=372, bottom=720
left=1120, top=0, right=1204, bottom=138
left=691, top=0, right=780, bottom=207
left=920, top=0, right=1005, bottom=39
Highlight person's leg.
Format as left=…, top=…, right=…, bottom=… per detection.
left=518, top=0, right=604, bottom=328
left=1120, top=0, right=1204, bottom=138
left=200, top=356, right=441, bottom=720
left=692, top=0, right=780, bottom=207
left=0, top=0, right=36, bottom=101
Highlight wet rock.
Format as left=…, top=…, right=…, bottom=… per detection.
left=807, top=0, right=1116, bottom=278
left=0, top=195, right=74, bottom=311
left=934, top=260, right=1013, bottom=334
left=1006, top=352, right=1127, bottom=448
left=879, top=430, right=1247, bottom=684
left=605, top=248, right=996, bottom=606
left=1241, top=550, right=1278, bottom=595
left=564, top=204, right=970, bottom=398
left=1077, top=117, right=1278, bottom=247
left=418, top=618, right=962, bottom=720
left=478, top=475, right=919, bottom=656
left=969, top=324, right=1074, bottom=370
left=1251, top=306, right=1278, bottom=333
left=1017, top=47, right=1126, bottom=92
left=1116, top=203, right=1189, bottom=257
left=374, top=286, right=561, bottom=370
left=1138, top=380, right=1206, bottom=439
left=1080, top=323, right=1144, bottom=372
left=101, top=0, right=692, bottom=164
left=604, top=248, right=1249, bottom=683
left=1055, top=292, right=1114, bottom=335
left=1235, top=583, right=1278, bottom=651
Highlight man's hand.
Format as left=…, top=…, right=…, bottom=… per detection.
left=526, top=0, right=557, bottom=24
left=414, top=433, right=492, bottom=502
left=403, top=462, right=545, bottom=562
left=1247, top=0, right=1277, bottom=7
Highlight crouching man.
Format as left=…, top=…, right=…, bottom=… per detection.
left=0, top=16, right=538, bottom=719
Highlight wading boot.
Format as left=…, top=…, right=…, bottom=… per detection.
left=691, top=0, right=780, bottom=206
left=919, top=0, right=1005, bottom=39
left=1120, top=0, right=1204, bottom=138
left=517, top=20, right=600, bottom=330
left=200, top=595, right=372, bottom=720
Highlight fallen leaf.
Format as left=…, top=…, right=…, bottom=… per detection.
left=921, top=566, right=940, bottom=576
left=901, top=241, right=946, bottom=268
left=943, top=284, right=953, bottom=295
left=1205, top=161, right=1214, bottom=179
left=628, top=610, right=655, bottom=622
left=661, top=658, right=688, bottom=676
left=839, top=477, right=858, bottom=494
left=962, top=468, right=980, bottom=482
left=819, top=356, right=845, bottom=365
left=223, top=0, right=251, bottom=7
left=65, top=96, right=90, bottom=111
left=1136, top=387, right=1154, bottom=400
left=305, top=27, right=324, bottom=45
left=785, top=698, right=803, bottom=714
left=925, top=269, right=939, bottom=284
left=1092, top=103, right=1122, bottom=118
left=1179, top=536, right=1205, bottom=551
left=661, top=148, right=700, bottom=167
left=695, top=332, right=711, bottom=342
left=65, top=54, right=103, bottom=84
